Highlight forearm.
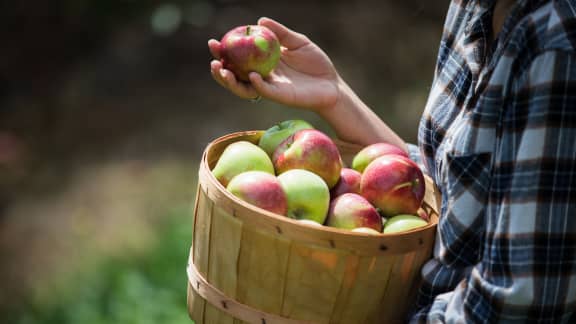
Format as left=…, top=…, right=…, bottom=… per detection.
left=318, top=76, right=408, bottom=152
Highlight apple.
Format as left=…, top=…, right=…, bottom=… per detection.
left=351, top=227, right=382, bottom=235
left=212, top=141, right=274, bottom=187
left=226, top=171, right=287, bottom=215
left=273, top=129, right=343, bottom=188
left=220, top=25, right=281, bottom=82
left=297, top=219, right=324, bottom=227
left=258, top=119, right=315, bottom=157
left=330, top=167, right=362, bottom=198
left=277, top=169, right=330, bottom=224
left=360, top=155, right=425, bottom=217
left=352, top=142, right=409, bottom=173
left=382, top=214, right=427, bottom=234
left=325, top=193, right=383, bottom=232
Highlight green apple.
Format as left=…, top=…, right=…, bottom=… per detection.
left=277, top=169, right=330, bottom=224
left=382, top=214, right=427, bottom=234
left=258, top=119, right=314, bottom=157
left=212, top=141, right=274, bottom=187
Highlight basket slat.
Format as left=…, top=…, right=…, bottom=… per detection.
left=190, top=186, right=213, bottom=322
left=281, top=242, right=348, bottom=323
left=330, top=254, right=395, bottom=323
left=205, top=204, right=244, bottom=324
left=236, top=226, right=291, bottom=316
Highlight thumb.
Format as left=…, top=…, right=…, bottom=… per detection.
left=257, top=17, right=309, bottom=50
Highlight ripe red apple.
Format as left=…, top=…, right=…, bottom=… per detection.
left=330, top=167, right=362, bottom=198
left=220, top=25, right=281, bottom=82
left=273, top=129, right=343, bottom=188
left=352, top=142, right=409, bottom=173
left=360, top=155, right=425, bottom=217
left=226, top=171, right=287, bottom=215
left=325, top=193, right=383, bottom=232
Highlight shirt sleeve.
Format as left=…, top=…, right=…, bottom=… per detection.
left=410, top=50, right=576, bottom=323
left=406, top=142, right=428, bottom=175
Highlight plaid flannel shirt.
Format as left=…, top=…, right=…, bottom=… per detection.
left=407, top=0, right=576, bottom=322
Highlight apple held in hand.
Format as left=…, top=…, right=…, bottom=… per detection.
left=227, top=171, right=287, bottom=215
left=212, top=141, right=274, bottom=187
left=273, top=129, right=343, bottom=189
left=360, top=155, right=425, bottom=217
left=258, top=120, right=315, bottom=157
left=330, top=167, right=362, bottom=198
left=325, top=193, right=383, bottom=232
left=383, top=214, right=427, bottom=234
left=220, top=25, right=281, bottom=82
left=352, top=142, right=409, bottom=173
left=277, top=169, right=330, bottom=224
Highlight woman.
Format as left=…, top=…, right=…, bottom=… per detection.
left=208, top=0, right=576, bottom=322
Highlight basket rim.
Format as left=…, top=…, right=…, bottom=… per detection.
left=198, top=130, right=440, bottom=255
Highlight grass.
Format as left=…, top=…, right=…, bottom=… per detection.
left=8, top=205, right=194, bottom=324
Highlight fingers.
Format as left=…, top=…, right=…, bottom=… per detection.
left=208, top=39, right=221, bottom=59
left=210, top=60, right=260, bottom=100
left=249, top=72, right=278, bottom=100
left=257, top=17, right=309, bottom=50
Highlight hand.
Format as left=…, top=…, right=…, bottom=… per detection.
left=209, top=17, right=340, bottom=113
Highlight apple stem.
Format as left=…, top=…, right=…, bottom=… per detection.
left=246, top=25, right=251, bottom=35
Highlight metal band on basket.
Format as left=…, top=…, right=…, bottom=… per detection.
left=187, top=253, right=315, bottom=324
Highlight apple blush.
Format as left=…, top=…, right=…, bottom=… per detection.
left=226, top=171, right=288, bottom=216
left=360, top=155, right=425, bottom=217
left=273, top=129, right=343, bottom=189
left=325, top=193, right=383, bottom=232
left=220, top=25, right=281, bottom=82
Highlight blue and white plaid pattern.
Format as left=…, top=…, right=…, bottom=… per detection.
left=409, top=0, right=576, bottom=322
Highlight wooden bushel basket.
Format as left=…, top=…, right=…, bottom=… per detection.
left=187, top=131, right=441, bottom=324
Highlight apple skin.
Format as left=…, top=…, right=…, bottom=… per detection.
left=220, top=25, right=281, bottom=82
left=325, top=193, right=383, bottom=232
left=383, top=214, right=427, bottom=234
left=277, top=169, right=330, bottom=224
left=360, top=155, right=425, bottom=217
left=352, top=143, right=409, bottom=173
left=273, top=129, right=343, bottom=189
left=212, top=141, right=275, bottom=187
left=330, top=167, right=362, bottom=198
left=351, top=227, right=382, bottom=235
left=226, top=171, right=287, bottom=215
left=258, top=120, right=314, bottom=157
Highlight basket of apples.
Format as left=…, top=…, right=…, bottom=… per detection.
left=187, top=120, right=441, bottom=324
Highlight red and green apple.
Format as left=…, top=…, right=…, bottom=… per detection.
left=360, top=155, right=425, bottom=217
left=273, top=129, right=343, bottom=189
left=226, top=171, right=287, bottom=215
left=220, top=25, right=281, bottom=82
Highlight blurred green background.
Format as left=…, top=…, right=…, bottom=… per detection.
left=0, top=0, right=445, bottom=323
